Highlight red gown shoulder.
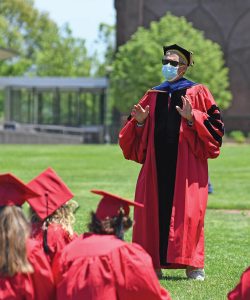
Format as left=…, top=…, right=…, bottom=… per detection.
left=228, top=267, right=250, bottom=300
left=0, top=239, right=55, bottom=300
left=53, top=234, right=171, bottom=300
left=31, top=223, right=77, bottom=265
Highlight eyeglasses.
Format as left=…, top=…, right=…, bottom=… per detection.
left=162, top=58, right=185, bottom=67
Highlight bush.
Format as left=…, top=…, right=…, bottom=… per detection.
left=229, top=131, right=246, bottom=143
left=111, top=12, right=232, bottom=113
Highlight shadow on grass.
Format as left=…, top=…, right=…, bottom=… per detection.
left=161, top=276, right=188, bottom=281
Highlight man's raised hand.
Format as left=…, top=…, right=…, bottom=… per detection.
left=131, top=104, right=150, bottom=124
left=176, top=95, right=193, bottom=122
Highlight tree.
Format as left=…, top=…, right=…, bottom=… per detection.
left=110, top=13, right=232, bottom=113
left=35, top=24, right=92, bottom=76
left=94, top=23, right=116, bottom=77
left=0, top=0, right=93, bottom=119
left=0, top=0, right=57, bottom=75
left=0, top=0, right=92, bottom=77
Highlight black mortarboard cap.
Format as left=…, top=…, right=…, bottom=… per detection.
left=163, top=44, right=194, bottom=66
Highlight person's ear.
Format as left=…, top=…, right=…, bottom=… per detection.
left=180, top=65, right=187, bottom=75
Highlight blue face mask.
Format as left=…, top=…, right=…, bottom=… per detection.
left=162, top=64, right=178, bottom=81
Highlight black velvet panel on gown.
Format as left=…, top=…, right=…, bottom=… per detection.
left=154, top=89, right=186, bottom=266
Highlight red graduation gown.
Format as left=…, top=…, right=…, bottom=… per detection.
left=0, top=239, right=55, bottom=300
left=119, top=84, right=224, bottom=269
left=31, top=223, right=78, bottom=265
left=228, top=267, right=250, bottom=300
left=52, top=233, right=171, bottom=300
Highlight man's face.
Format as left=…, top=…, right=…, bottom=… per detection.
left=162, top=52, right=188, bottom=79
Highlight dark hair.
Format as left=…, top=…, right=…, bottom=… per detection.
left=88, top=211, right=133, bottom=239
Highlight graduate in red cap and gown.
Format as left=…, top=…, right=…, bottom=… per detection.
left=52, top=190, right=171, bottom=300
left=0, top=173, right=55, bottom=300
left=119, top=44, right=224, bottom=280
left=228, top=267, right=250, bottom=300
left=27, top=167, right=78, bottom=265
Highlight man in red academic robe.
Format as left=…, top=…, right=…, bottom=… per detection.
left=119, top=44, right=224, bottom=280
left=228, top=267, right=250, bottom=300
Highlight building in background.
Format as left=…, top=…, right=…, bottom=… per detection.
left=0, top=77, right=108, bottom=144
left=115, top=0, right=250, bottom=132
left=0, top=48, right=110, bottom=144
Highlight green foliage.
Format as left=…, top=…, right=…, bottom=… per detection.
left=94, top=23, right=116, bottom=77
left=93, top=23, right=116, bottom=124
left=0, top=0, right=94, bottom=118
left=36, top=24, right=92, bottom=76
left=228, top=130, right=246, bottom=144
left=0, top=0, right=92, bottom=77
left=0, top=0, right=36, bottom=75
left=111, top=13, right=232, bottom=113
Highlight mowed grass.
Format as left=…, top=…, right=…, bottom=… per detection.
left=0, top=143, right=249, bottom=299
left=160, top=210, right=250, bottom=300
left=1, top=143, right=250, bottom=211
left=208, top=144, right=250, bottom=209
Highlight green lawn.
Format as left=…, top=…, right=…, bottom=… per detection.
left=209, top=144, right=250, bottom=209
left=1, top=143, right=250, bottom=211
left=160, top=210, right=250, bottom=300
left=0, top=144, right=249, bottom=299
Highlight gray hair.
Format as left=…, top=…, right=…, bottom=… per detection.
left=165, top=50, right=188, bottom=65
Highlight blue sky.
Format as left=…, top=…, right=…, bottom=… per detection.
left=34, top=0, right=115, bottom=54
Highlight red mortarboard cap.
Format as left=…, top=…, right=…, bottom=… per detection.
left=91, top=190, right=144, bottom=220
left=163, top=44, right=194, bottom=66
left=27, top=167, right=74, bottom=220
left=0, top=173, right=39, bottom=206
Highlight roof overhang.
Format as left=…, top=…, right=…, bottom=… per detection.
left=0, top=47, right=18, bottom=60
left=0, top=77, right=109, bottom=92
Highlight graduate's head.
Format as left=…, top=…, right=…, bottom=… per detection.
left=0, top=173, right=38, bottom=276
left=27, top=168, right=77, bottom=252
left=27, top=167, right=75, bottom=222
left=29, top=200, right=79, bottom=236
left=162, top=44, right=193, bottom=82
left=88, top=210, right=133, bottom=240
left=88, top=190, right=144, bottom=239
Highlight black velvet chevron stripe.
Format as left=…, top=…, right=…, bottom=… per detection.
left=204, top=119, right=222, bottom=146
left=208, top=116, right=224, bottom=134
left=207, top=104, right=220, bottom=116
left=210, top=113, right=222, bottom=120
